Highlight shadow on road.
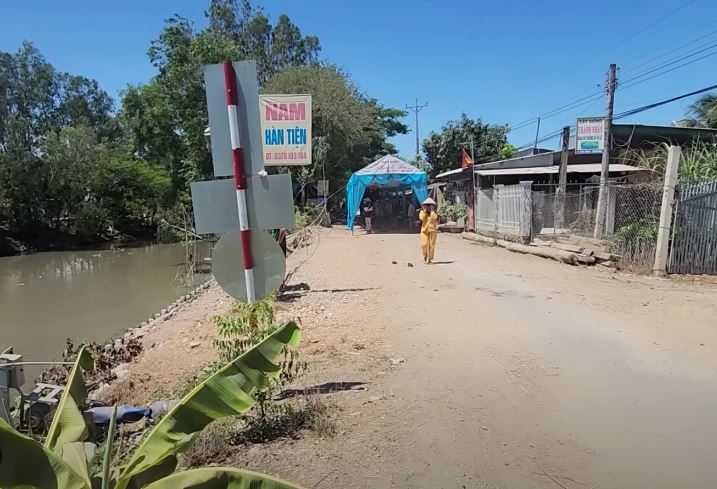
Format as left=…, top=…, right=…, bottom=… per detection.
left=278, top=283, right=375, bottom=302
left=277, top=381, right=367, bottom=399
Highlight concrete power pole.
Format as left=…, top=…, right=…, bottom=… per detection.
left=555, top=126, right=570, bottom=230
left=653, top=145, right=681, bottom=276
left=593, top=63, right=617, bottom=238
left=406, top=99, right=428, bottom=160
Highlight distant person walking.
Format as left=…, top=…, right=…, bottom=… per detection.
left=362, top=197, right=375, bottom=234
left=418, top=197, right=439, bottom=264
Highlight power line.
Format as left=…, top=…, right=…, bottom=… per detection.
left=576, top=0, right=696, bottom=70
left=619, top=16, right=717, bottom=69
left=614, top=82, right=717, bottom=120
left=511, top=41, right=717, bottom=132
left=508, top=5, right=707, bottom=133
left=487, top=0, right=536, bottom=45
left=621, top=27, right=717, bottom=76
left=465, top=0, right=503, bottom=43
left=516, top=82, right=717, bottom=150
left=620, top=42, right=717, bottom=86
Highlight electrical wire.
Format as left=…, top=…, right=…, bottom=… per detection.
left=575, top=0, right=697, bottom=70
left=515, top=82, right=717, bottom=150
left=464, top=0, right=503, bottom=43
left=513, top=43, right=717, bottom=142
left=620, top=42, right=717, bottom=87
left=613, top=83, right=717, bottom=120
left=621, top=27, right=717, bottom=76
left=508, top=5, right=711, bottom=134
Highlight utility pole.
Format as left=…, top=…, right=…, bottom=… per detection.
left=406, top=99, right=428, bottom=159
left=653, top=145, right=681, bottom=276
left=555, top=126, right=570, bottom=230
left=593, top=63, right=617, bottom=238
left=460, top=135, right=476, bottom=231
left=533, top=116, right=541, bottom=154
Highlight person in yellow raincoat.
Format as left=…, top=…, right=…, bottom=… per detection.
left=418, top=197, right=439, bottom=264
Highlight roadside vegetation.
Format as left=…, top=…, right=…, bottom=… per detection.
left=0, top=0, right=407, bottom=255
left=0, top=322, right=310, bottom=489
left=635, top=140, right=717, bottom=182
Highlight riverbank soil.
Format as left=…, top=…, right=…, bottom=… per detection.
left=109, top=227, right=717, bottom=489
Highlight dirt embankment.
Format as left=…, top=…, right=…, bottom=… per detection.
left=96, top=227, right=717, bottom=489
left=0, top=221, right=158, bottom=257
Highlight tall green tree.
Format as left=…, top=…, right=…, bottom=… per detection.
left=0, top=43, right=120, bottom=238
left=121, top=16, right=240, bottom=189
left=121, top=1, right=321, bottom=191
left=205, top=0, right=320, bottom=85
left=1, top=42, right=171, bottom=244
left=42, top=126, right=104, bottom=232
left=422, top=114, right=509, bottom=177
left=264, top=65, right=408, bottom=186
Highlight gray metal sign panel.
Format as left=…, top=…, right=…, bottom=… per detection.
left=246, top=173, right=295, bottom=231
left=191, top=173, right=295, bottom=234
left=213, top=229, right=286, bottom=302
left=204, top=61, right=264, bottom=177
left=190, top=179, right=236, bottom=235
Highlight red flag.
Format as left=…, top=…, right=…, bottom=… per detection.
left=461, top=148, right=474, bottom=169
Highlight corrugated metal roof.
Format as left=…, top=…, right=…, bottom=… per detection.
left=475, top=163, right=645, bottom=176
left=434, top=168, right=466, bottom=179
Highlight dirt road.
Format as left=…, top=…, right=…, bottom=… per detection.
left=244, top=228, right=717, bottom=489
left=111, top=227, right=717, bottom=488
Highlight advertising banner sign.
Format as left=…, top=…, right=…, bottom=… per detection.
left=576, top=117, right=605, bottom=154
left=260, top=94, right=312, bottom=166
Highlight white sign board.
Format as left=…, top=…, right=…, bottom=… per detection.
left=260, top=94, right=312, bottom=166
left=576, top=117, right=605, bottom=154
left=317, top=179, right=329, bottom=197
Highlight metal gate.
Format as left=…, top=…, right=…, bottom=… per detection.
left=668, top=181, right=717, bottom=275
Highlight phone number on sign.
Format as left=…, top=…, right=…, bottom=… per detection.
left=265, top=151, right=308, bottom=161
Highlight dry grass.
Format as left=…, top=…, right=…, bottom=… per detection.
left=180, top=395, right=337, bottom=469
left=180, top=419, right=237, bottom=468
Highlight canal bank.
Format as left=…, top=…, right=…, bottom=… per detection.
left=0, top=241, right=211, bottom=380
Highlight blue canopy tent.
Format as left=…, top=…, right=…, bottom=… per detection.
left=346, top=155, right=428, bottom=230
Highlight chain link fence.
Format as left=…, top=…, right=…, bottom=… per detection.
left=531, top=182, right=664, bottom=272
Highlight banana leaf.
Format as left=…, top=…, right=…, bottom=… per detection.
left=62, top=442, right=93, bottom=487
left=116, top=321, right=301, bottom=489
left=45, top=346, right=95, bottom=454
left=0, top=418, right=90, bottom=489
left=143, top=467, right=306, bottom=489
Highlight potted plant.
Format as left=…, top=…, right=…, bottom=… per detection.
left=438, top=202, right=468, bottom=232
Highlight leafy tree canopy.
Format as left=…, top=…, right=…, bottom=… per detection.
left=263, top=65, right=408, bottom=185
left=422, top=113, right=509, bottom=177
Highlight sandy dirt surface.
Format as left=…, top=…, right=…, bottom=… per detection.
left=108, top=227, right=717, bottom=489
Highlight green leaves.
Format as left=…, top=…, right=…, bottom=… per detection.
left=0, top=321, right=303, bottom=489
left=422, top=113, right=509, bottom=177
left=143, top=467, right=306, bottom=489
left=116, top=321, right=301, bottom=489
left=45, top=346, right=94, bottom=454
left=0, top=418, right=91, bottom=489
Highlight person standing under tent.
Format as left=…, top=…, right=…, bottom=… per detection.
left=407, top=200, right=417, bottom=228
left=362, top=197, right=375, bottom=234
left=418, top=197, right=439, bottom=264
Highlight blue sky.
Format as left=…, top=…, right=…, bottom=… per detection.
left=2, top=0, right=716, bottom=159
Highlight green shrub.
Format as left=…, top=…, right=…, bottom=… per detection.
left=439, top=202, right=468, bottom=223
left=74, top=201, right=110, bottom=239
left=212, top=297, right=307, bottom=442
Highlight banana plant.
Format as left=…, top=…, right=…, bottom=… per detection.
left=0, top=321, right=306, bottom=489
